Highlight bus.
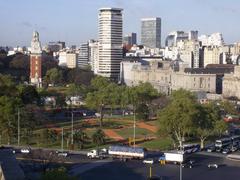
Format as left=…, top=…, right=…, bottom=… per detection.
left=178, top=144, right=200, bottom=154
left=215, top=138, right=232, bottom=152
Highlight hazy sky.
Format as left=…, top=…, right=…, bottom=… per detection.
left=1, top=0, right=240, bottom=47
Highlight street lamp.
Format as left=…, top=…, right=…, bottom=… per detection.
left=71, top=111, right=74, bottom=146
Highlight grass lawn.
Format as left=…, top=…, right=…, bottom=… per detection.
left=115, top=127, right=154, bottom=139
left=140, top=137, right=173, bottom=150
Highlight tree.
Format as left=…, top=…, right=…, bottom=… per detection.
left=119, top=86, right=130, bottom=116
left=17, top=84, right=40, bottom=104
left=214, top=120, right=228, bottom=137
left=220, top=100, right=237, bottom=115
left=0, top=74, right=17, bottom=96
left=66, top=83, right=88, bottom=99
left=92, top=129, right=105, bottom=147
left=194, top=103, right=221, bottom=148
left=85, top=76, right=110, bottom=127
left=158, top=89, right=199, bottom=147
left=45, top=68, right=63, bottom=86
left=73, top=130, right=87, bottom=149
left=129, top=82, right=159, bottom=121
left=0, top=96, right=22, bottom=144
left=107, top=83, right=120, bottom=116
left=48, top=129, right=58, bottom=144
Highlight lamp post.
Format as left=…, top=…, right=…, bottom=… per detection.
left=71, top=112, right=74, bottom=145
left=17, top=108, right=20, bottom=146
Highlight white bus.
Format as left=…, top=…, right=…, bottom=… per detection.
left=178, top=144, right=200, bottom=154
left=215, top=138, right=232, bottom=152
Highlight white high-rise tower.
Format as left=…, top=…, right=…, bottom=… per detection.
left=98, top=8, right=123, bottom=79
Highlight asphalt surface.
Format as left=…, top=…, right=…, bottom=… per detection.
left=80, top=153, right=240, bottom=180
left=5, top=145, right=240, bottom=180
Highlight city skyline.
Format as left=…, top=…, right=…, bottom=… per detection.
left=1, top=0, right=240, bottom=46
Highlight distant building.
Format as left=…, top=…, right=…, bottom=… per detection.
left=178, top=40, right=202, bottom=68
left=141, top=17, right=161, bottom=48
left=165, top=31, right=198, bottom=47
left=98, top=7, right=123, bottom=79
left=203, top=46, right=222, bottom=67
left=223, top=65, right=240, bottom=99
left=121, top=57, right=234, bottom=95
left=123, top=33, right=137, bottom=46
left=78, top=43, right=89, bottom=68
left=59, top=51, right=78, bottom=68
left=198, top=33, right=224, bottom=47
left=88, top=40, right=99, bottom=73
left=30, top=31, right=42, bottom=88
left=47, top=41, right=65, bottom=52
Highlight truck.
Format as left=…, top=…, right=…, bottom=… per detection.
left=87, top=146, right=145, bottom=160
left=162, top=151, right=185, bottom=164
left=108, top=145, right=145, bottom=160
left=87, top=149, right=108, bottom=159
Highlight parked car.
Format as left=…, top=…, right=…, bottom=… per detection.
left=143, top=158, right=154, bottom=164
left=57, top=152, right=68, bottom=157
left=208, top=163, right=218, bottom=168
left=222, top=148, right=231, bottom=154
left=21, top=148, right=30, bottom=154
left=206, top=146, right=216, bottom=152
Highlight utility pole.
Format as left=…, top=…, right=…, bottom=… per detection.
left=180, top=162, right=182, bottom=180
left=149, top=166, right=152, bottom=178
left=17, top=108, right=20, bottom=146
left=133, top=108, right=136, bottom=147
left=71, top=112, right=74, bottom=145
left=61, top=128, right=64, bottom=153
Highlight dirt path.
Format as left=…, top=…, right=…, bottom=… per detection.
left=103, top=129, right=125, bottom=141
left=137, top=122, right=158, bottom=133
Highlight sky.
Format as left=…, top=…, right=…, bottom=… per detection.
left=1, top=0, right=240, bottom=47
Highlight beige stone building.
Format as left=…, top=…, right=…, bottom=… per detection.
left=223, top=66, right=240, bottom=99
left=204, top=46, right=221, bottom=67
left=121, top=58, right=219, bottom=95
left=66, top=53, right=77, bottom=68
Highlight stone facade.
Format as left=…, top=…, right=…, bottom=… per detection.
left=223, top=66, right=240, bottom=99
left=121, top=59, right=217, bottom=95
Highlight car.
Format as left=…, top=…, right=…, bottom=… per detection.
left=57, top=152, right=68, bottom=157
left=208, top=163, right=218, bottom=168
left=182, top=160, right=194, bottom=168
left=231, top=146, right=238, bottom=152
left=206, top=146, right=216, bottom=152
left=143, top=158, right=154, bottom=164
left=21, top=148, right=30, bottom=154
left=222, top=148, right=231, bottom=154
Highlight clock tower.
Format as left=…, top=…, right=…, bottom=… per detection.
left=30, top=31, right=42, bottom=88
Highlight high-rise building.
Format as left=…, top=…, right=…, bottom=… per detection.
left=30, top=31, right=42, bottom=88
left=78, top=43, right=89, bottom=68
left=98, top=7, right=123, bottom=79
left=88, top=40, right=99, bottom=73
left=165, top=31, right=198, bottom=47
left=123, top=33, right=137, bottom=46
left=141, top=17, right=161, bottom=48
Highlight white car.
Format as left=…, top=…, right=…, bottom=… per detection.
left=57, top=152, right=68, bottom=157
left=208, top=163, right=218, bottom=168
left=143, top=158, right=154, bottom=164
left=21, top=148, right=30, bottom=154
